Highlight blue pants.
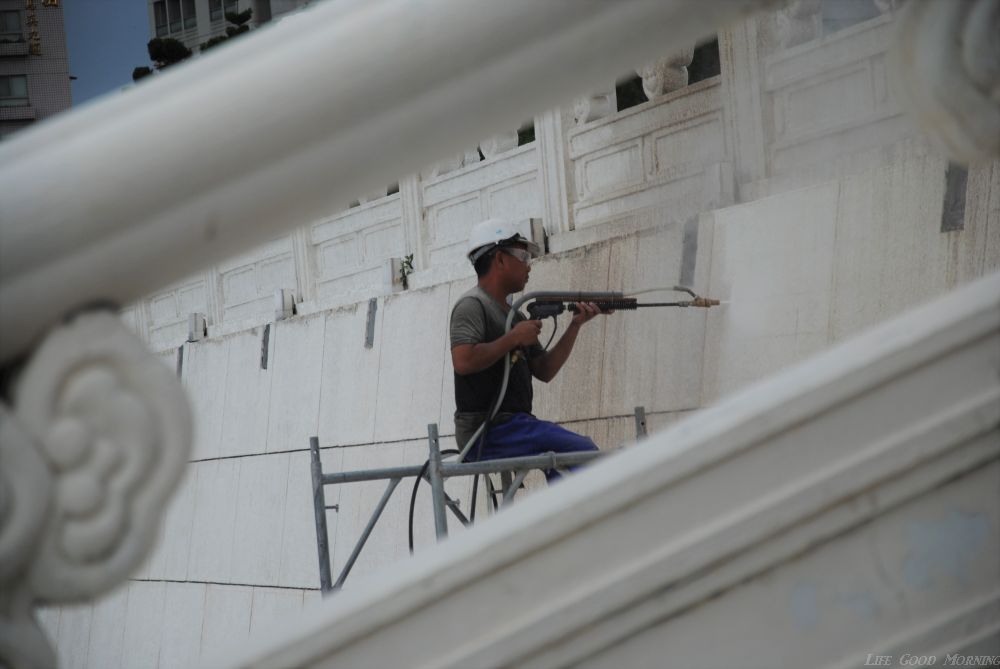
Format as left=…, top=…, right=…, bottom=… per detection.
left=470, top=413, right=599, bottom=481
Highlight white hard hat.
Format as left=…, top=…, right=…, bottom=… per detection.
left=467, top=218, right=541, bottom=263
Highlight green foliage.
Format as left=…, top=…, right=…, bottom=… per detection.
left=147, top=37, right=192, bottom=69
left=132, top=66, right=153, bottom=82
left=200, top=8, right=252, bottom=52
left=399, top=254, right=415, bottom=290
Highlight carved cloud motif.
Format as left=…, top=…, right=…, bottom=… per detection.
left=12, top=311, right=192, bottom=603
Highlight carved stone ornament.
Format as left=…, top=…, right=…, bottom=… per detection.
left=573, top=90, right=615, bottom=126
left=637, top=45, right=695, bottom=100
left=0, top=311, right=192, bottom=669
left=479, top=131, right=519, bottom=159
left=775, top=0, right=822, bottom=49
left=888, top=0, right=1000, bottom=164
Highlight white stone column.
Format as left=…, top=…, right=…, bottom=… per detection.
left=718, top=16, right=768, bottom=197
left=290, top=227, right=316, bottom=304
left=534, top=108, right=571, bottom=235
left=203, top=267, right=223, bottom=330
left=399, top=173, right=427, bottom=270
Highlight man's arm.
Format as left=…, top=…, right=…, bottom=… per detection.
left=452, top=320, right=542, bottom=375
left=529, top=302, right=601, bottom=383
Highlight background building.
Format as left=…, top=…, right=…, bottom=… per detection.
left=0, top=0, right=71, bottom=139
left=146, top=0, right=311, bottom=52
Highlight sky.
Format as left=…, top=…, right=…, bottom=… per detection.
left=64, top=0, right=152, bottom=106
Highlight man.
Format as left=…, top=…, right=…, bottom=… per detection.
left=450, top=218, right=603, bottom=480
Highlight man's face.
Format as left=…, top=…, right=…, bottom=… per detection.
left=498, top=242, right=531, bottom=292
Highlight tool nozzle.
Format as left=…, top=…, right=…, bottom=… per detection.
left=691, top=297, right=721, bottom=308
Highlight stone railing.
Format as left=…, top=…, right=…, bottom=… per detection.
left=126, top=70, right=748, bottom=350
left=567, top=76, right=731, bottom=229
left=764, top=12, right=913, bottom=179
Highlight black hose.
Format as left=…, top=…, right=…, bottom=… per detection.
left=407, top=448, right=458, bottom=554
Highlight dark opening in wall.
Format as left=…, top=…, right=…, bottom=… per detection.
left=689, top=38, right=720, bottom=85
left=517, top=121, right=535, bottom=146
left=616, top=75, right=646, bottom=112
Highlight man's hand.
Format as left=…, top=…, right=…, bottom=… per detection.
left=452, top=319, right=542, bottom=375
left=571, top=302, right=605, bottom=327
left=511, top=319, right=543, bottom=347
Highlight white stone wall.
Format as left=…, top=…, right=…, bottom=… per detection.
left=39, top=6, right=1000, bottom=667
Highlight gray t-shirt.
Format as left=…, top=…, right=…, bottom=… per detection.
left=450, top=286, right=543, bottom=448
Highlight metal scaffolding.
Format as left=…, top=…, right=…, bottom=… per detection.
left=310, top=407, right=648, bottom=593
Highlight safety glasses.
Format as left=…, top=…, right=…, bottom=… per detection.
left=501, top=247, right=532, bottom=264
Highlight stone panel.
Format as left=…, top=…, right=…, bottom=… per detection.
left=158, top=583, right=205, bottom=669
left=422, top=145, right=537, bottom=205
left=703, top=182, right=838, bottom=402
left=318, top=302, right=382, bottom=446
left=650, top=112, right=725, bottom=181
left=602, top=223, right=708, bottom=416
left=487, top=174, right=542, bottom=223
left=363, top=222, right=405, bottom=260
left=266, top=315, right=326, bottom=453
left=231, top=453, right=291, bottom=586
left=829, top=155, right=955, bottom=343
left=200, top=585, right=252, bottom=664
left=372, top=284, right=450, bottom=441
left=317, top=235, right=360, bottom=277
left=219, top=328, right=274, bottom=458
left=774, top=62, right=874, bottom=142
left=762, top=14, right=915, bottom=180
left=85, top=587, right=128, bottom=669
left=218, top=236, right=298, bottom=323
left=311, top=197, right=404, bottom=300
left=159, top=466, right=197, bottom=581
left=428, top=194, right=483, bottom=263
left=249, top=588, right=305, bottom=639
left=182, top=337, right=231, bottom=461
left=577, top=140, right=643, bottom=200
left=148, top=278, right=208, bottom=348
left=120, top=581, right=165, bottom=669
left=187, top=458, right=241, bottom=582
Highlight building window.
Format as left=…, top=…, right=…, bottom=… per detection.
left=0, top=10, right=22, bottom=42
left=167, top=0, right=181, bottom=33
left=225, top=0, right=238, bottom=15
left=0, top=75, right=29, bottom=107
left=209, top=0, right=223, bottom=21
left=182, top=0, right=196, bottom=29
left=153, top=1, right=168, bottom=36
